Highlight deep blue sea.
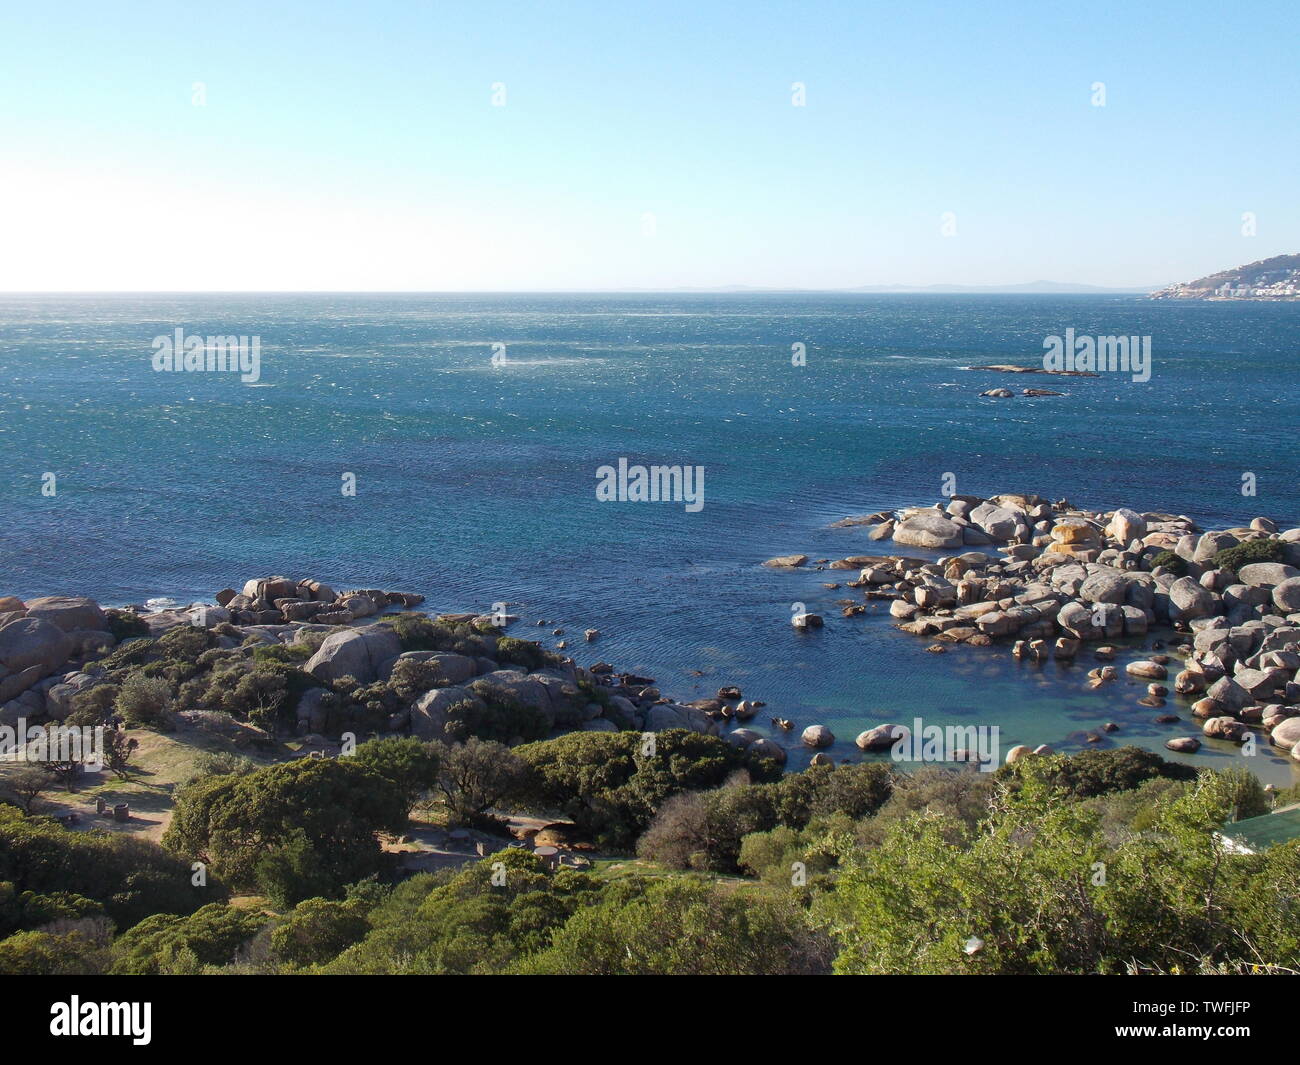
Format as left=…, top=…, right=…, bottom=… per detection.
left=2, top=294, right=1297, bottom=780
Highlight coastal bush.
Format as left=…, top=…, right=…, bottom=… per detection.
left=816, top=770, right=1300, bottom=975
left=996, top=745, right=1196, bottom=801
left=385, top=614, right=499, bottom=658
left=494, top=635, right=559, bottom=672
left=455, top=686, right=550, bottom=743
left=512, top=729, right=783, bottom=850
left=114, top=674, right=174, bottom=730
left=351, top=737, right=440, bottom=815
left=271, top=897, right=371, bottom=968
left=163, top=758, right=408, bottom=897
left=1213, top=537, right=1285, bottom=574
left=1149, top=550, right=1186, bottom=576
left=176, top=657, right=319, bottom=733
left=636, top=762, right=895, bottom=873
left=64, top=683, right=120, bottom=727
left=190, top=750, right=259, bottom=780
left=386, top=657, right=443, bottom=701
left=253, top=642, right=313, bottom=667
left=110, top=903, right=266, bottom=975
left=103, top=608, right=150, bottom=642
left=738, top=815, right=855, bottom=888
left=0, top=919, right=114, bottom=975
left=855, top=766, right=998, bottom=849
left=0, top=806, right=226, bottom=932
left=89, top=637, right=157, bottom=672
left=517, top=877, right=833, bottom=976
left=255, top=829, right=340, bottom=908
left=157, top=624, right=220, bottom=660
left=320, top=850, right=599, bottom=974
left=432, top=737, right=532, bottom=829
left=0, top=883, right=105, bottom=938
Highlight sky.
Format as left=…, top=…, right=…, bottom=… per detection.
left=0, top=0, right=1296, bottom=291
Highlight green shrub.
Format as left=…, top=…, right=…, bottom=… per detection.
left=1149, top=550, right=1186, bottom=576
left=1213, top=538, right=1284, bottom=574
left=110, top=903, right=265, bottom=975
left=387, top=614, right=454, bottom=653
left=190, top=751, right=258, bottom=780
left=320, top=849, right=598, bottom=974
left=518, top=877, right=830, bottom=975
left=89, top=638, right=157, bottom=672
left=996, top=745, right=1197, bottom=800
left=386, top=658, right=442, bottom=701
left=495, top=636, right=557, bottom=672
left=514, top=729, right=782, bottom=849
left=457, top=687, right=550, bottom=743
left=253, top=643, right=313, bottom=666
left=0, top=920, right=113, bottom=975
left=163, top=758, right=408, bottom=897
left=103, top=609, right=150, bottom=642
left=636, top=762, right=895, bottom=873
left=115, top=674, right=174, bottom=730
left=65, top=683, right=120, bottom=727
left=351, top=737, right=440, bottom=814
left=0, top=806, right=227, bottom=932
left=271, top=897, right=371, bottom=968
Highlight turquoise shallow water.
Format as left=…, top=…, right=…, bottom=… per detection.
left=1, top=293, right=1296, bottom=781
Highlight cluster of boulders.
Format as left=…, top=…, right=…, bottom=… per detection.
left=767, top=492, right=1300, bottom=760
left=1, top=578, right=763, bottom=755
left=142, top=576, right=426, bottom=631
left=319, top=626, right=729, bottom=745
left=0, top=596, right=116, bottom=722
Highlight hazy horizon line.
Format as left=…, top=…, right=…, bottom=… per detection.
left=0, top=283, right=1164, bottom=297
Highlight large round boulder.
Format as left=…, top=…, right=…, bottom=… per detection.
left=855, top=723, right=905, bottom=751
left=1272, top=577, right=1300, bottom=613
left=1125, top=660, right=1167, bottom=680
left=968, top=502, right=1022, bottom=542
left=801, top=724, right=835, bottom=747
left=1269, top=716, right=1300, bottom=751
left=1106, top=508, right=1147, bottom=545
left=304, top=627, right=402, bottom=685
left=410, top=685, right=483, bottom=740
left=0, top=617, right=73, bottom=675
left=893, top=513, right=963, bottom=549
left=379, top=650, right=477, bottom=686
left=1237, top=563, right=1300, bottom=588
left=23, top=596, right=107, bottom=634
left=1202, top=717, right=1248, bottom=742
left=1168, top=577, right=1215, bottom=621
left=1205, top=675, right=1254, bottom=713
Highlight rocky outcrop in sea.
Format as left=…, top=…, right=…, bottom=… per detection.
left=0, top=576, right=779, bottom=759
left=767, top=492, right=1300, bottom=762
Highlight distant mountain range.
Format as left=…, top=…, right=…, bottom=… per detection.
left=1149, top=253, right=1300, bottom=300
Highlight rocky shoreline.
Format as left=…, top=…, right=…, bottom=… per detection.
left=766, top=492, right=1300, bottom=763
left=0, top=578, right=786, bottom=763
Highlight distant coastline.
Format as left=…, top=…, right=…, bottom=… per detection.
left=1150, top=253, right=1300, bottom=301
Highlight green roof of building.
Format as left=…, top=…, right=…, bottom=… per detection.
left=1219, top=806, right=1300, bottom=852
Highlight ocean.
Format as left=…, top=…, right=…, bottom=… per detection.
left=2, top=293, right=1297, bottom=780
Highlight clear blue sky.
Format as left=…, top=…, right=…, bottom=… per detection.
left=1, top=0, right=1295, bottom=290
